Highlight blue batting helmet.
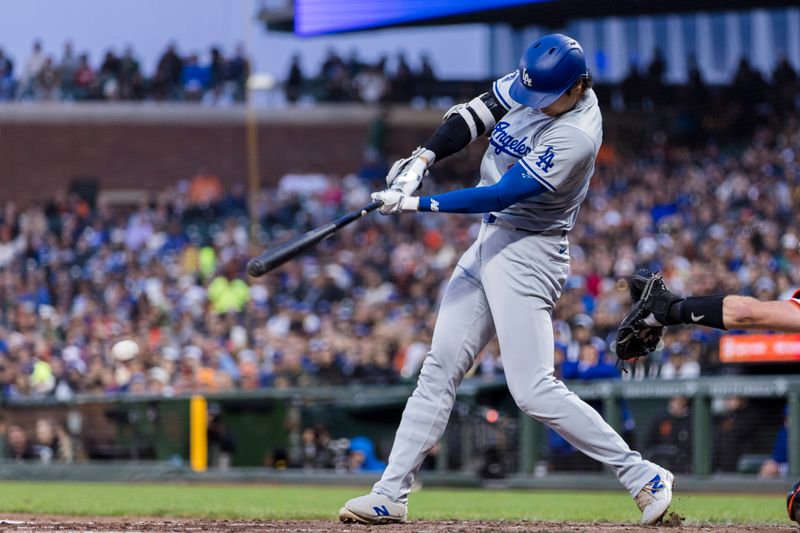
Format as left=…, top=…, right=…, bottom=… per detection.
left=509, top=33, right=588, bottom=109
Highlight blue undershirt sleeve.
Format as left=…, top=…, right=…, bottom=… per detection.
left=417, top=160, right=550, bottom=213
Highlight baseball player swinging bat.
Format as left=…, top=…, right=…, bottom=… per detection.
left=339, top=33, right=674, bottom=527
left=246, top=200, right=382, bottom=277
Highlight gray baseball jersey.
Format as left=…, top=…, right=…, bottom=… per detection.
left=483, top=71, right=602, bottom=233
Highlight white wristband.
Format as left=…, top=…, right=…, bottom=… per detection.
left=400, top=196, right=420, bottom=212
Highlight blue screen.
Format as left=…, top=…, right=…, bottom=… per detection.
left=295, top=0, right=550, bottom=36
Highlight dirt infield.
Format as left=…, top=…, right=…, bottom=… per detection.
left=0, top=515, right=797, bottom=533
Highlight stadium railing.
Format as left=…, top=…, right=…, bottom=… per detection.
left=1, top=375, right=797, bottom=482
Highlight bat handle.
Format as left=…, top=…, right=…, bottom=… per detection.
left=361, top=200, right=383, bottom=215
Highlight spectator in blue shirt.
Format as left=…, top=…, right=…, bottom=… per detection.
left=181, top=54, right=209, bottom=101
left=759, top=408, right=788, bottom=478
left=348, top=436, right=386, bottom=473
left=562, top=342, right=618, bottom=380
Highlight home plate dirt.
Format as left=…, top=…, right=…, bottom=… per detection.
left=0, top=515, right=795, bottom=532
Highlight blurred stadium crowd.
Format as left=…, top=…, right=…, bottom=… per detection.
left=283, top=47, right=798, bottom=112
left=0, top=109, right=798, bottom=402
left=0, top=40, right=250, bottom=103
left=284, top=49, right=437, bottom=104
left=2, top=39, right=797, bottom=111
left=0, top=416, right=74, bottom=463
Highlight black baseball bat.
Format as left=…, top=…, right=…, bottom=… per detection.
left=247, top=200, right=382, bottom=277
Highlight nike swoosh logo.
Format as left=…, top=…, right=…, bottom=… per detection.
left=691, top=313, right=705, bottom=322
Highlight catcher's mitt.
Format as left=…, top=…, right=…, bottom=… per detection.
left=614, top=272, right=666, bottom=361
left=615, top=299, right=664, bottom=361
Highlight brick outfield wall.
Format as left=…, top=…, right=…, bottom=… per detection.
left=0, top=105, right=634, bottom=205
left=0, top=109, right=440, bottom=205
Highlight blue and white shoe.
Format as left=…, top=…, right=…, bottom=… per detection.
left=339, top=492, right=408, bottom=524
left=635, top=468, right=675, bottom=525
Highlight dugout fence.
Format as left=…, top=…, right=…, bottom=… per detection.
left=1, top=376, right=798, bottom=481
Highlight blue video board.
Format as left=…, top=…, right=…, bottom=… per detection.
left=295, top=0, right=550, bottom=36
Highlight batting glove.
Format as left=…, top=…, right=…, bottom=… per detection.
left=385, top=147, right=435, bottom=197
left=371, top=189, right=419, bottom=215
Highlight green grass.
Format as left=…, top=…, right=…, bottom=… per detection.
left=0, top=481, right=788, bottom=525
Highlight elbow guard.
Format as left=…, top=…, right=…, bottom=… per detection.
left=442, top=93, right=505, bottom=142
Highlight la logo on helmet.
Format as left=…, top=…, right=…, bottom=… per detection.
left=521, top=69, right=533, bottom=88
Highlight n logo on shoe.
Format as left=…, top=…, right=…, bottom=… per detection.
left=648, top=474, right=664, bottom=493
left=373, top=505, right=390, bottom=516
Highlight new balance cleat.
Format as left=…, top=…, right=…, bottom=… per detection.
left=339, top=492, right=408, bottom=524
left=635, top=468, right=675, bottom=525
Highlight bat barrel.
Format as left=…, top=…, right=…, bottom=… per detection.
left=247, top=223, right=334, bottom=277
left=247, top=201, right=382, bottom=277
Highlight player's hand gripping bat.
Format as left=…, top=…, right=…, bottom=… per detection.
left=247, top=200, right=382, bottom=277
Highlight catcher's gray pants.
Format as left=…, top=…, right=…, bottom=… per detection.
left=373, top=221, right=659, bottom=504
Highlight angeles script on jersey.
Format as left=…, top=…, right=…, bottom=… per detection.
left=480, top=71, right=603, bottom=233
